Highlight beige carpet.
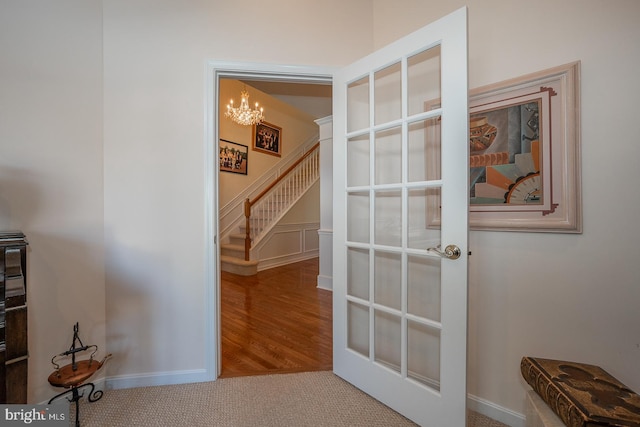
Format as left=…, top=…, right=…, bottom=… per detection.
left=74, top=371, right=509, bottom=426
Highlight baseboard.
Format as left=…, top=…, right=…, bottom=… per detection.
left=317, top=274, right=332, bottom=290
left=468, top=394, right=526, bottom=427
left=257, top=250, right=319, bottom=271
left=105, top=368, right=210, bottom=391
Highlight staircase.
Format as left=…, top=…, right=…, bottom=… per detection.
left=220, top=233, right=260, bottom=276
left=221, top=142, right=320, bottom=276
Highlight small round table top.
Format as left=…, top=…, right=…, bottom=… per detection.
left=48, top=360, right=99, bottom=388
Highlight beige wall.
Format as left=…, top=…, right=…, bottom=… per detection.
left=374, top=0, right=640, bottom=419
left=218, top=79, right=319, bottom=208
left=0, top=0, right=372, bottom=404
left=0, top=0, right=105, bottom=403
left=2, top=1, right=639, bottom=422
left=280, top=182, right=320, bottom=224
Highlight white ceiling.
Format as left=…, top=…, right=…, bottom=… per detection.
left=242, top=80, right=332, bottom=119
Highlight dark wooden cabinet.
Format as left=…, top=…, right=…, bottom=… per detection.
left=0, top=231, right=28, bottom=403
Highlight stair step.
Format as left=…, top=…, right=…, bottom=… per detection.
left=221, top=243, right=245, bottom=258
left=239, top=226, right=262, bottom=236
left=229, top=233, right=246, bottom=245
left=220, top=255, right=259, bottom=276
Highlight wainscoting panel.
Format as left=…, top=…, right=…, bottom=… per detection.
left=254, top=222, right=319, bottom=271
left=304, top=228, right=319, bottom=251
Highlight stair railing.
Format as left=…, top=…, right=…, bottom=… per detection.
left=243, top=142, right=320, bottom=260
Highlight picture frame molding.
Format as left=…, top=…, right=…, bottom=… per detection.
left=467, top=61, right=582, bottom=233
left=426, top=61, right=581, bottom=233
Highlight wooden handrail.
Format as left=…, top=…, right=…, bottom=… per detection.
left=250, top=142, right=320, bottom=207
left=243, top=142, right=320, bottom=260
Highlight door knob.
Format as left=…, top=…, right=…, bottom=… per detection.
left=427, top=244, right=461, bottom=260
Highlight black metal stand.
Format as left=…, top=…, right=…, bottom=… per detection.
left=48, top=382, right=103, bottom=427
left=47, top=323, right=110, bottom=427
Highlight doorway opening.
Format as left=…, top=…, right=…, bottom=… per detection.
left=205, top=63, right=334, bottom=379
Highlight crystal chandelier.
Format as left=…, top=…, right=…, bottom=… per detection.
left=225, top=88, right=264, bottom=126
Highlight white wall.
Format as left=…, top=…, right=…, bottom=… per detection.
left=374, top=0, right=640, bottom=419
left=0, top=1, right=105, bottom=402
left=102, top=0, right=373, bottom=391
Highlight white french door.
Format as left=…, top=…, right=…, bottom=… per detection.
left=332, top=7, right=469, bottom=426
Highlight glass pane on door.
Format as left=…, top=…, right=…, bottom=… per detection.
left=407, top=254, right=441, bottom=321
left=407, top=46, right=441, bottom=117
left=348, top=301, right=369, bottom=357
left=374, top=190, right=401, bottom=247
left=408, top=320, right=441, bottom=390
left=347, top=76, right=370, bottom=132
left=374, top=251, right=401, bottom=310
left=374, top=62, right=402, bottom=125
left=408, top=118, right=441, bottom=183
left=375, top=127, right=402, bottom=185
left=347, top=191, right=370, bottom=243
left=347, top=247, right=369, bottom=300
left=375, top=310, right=402, bottom=374
left=407, top=187, right=441, bottom=250
left=347, top=134, right=370, bottom=187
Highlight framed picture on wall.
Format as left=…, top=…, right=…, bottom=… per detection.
left=427, top=61, right=581, bottom=233
left=219, top=139, right=248, bottom=175
left=468, top=61, right=582, bottom=232
left=253, top=121, right=282, bottom=157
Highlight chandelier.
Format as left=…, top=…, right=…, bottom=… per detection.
left=225, top=88, right=264, bottom=126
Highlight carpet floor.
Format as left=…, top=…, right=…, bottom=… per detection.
left=73, top=371, right=509, bottom=426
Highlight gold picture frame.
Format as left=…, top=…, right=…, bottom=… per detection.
left=252, top=121, right=282, bottom=157
left=219, top=139, right=248, bottom=175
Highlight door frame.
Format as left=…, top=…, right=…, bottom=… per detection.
left=204, top=61, right=335, bottom=378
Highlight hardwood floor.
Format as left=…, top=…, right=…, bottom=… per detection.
left=220, top=258, right=332, bottom=378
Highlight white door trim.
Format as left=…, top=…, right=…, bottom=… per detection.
left=204, top=61, right=335, bottom=379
